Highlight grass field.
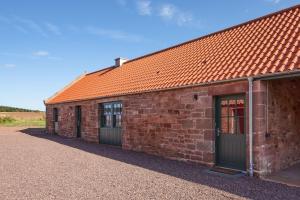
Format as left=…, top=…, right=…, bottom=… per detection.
left=0, top=116, right=45, bottom=127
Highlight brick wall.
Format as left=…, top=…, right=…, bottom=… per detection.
left=46, top=81, right=248, bottom=167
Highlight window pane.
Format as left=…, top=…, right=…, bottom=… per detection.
left=221, top=100, right=228, bottom=117
left=228, top=99, right=236, bottom=117
left=236, top=99, right=245, bottom=117
left=100, top=102, right=122, bottom=128
left=104, top=104, right=112, bottom=115
left=236, top=116, right=245, bottom=134
left=228, top=117, right=235, bottom=134
left=106, top=115, right=112, bottom=127
left=113, top=115, right=116, bottom=127
left=116, top=115, right=122, bottom=127
left=101, top=115, right=106, bottom=127
left=113, top=103, right=121, bottom=115
left=221, top=117, right=228, bottom=133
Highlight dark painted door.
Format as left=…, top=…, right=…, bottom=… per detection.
left=215, top=95, right=246, bottom=170
left=75, top=106, right=81, bottom=138
left=99, top=102, right=122, bottom=146
left=53, top=108, right=58, bottom=134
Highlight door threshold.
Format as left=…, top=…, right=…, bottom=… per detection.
left=210, top=166, right=245, bottom=176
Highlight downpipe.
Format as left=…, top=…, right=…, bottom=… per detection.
left=248, top=77, right=254, bottom=177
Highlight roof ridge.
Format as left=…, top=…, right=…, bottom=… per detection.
left=86, top=65, right=115, bottom=75
left=124, top=3, right=300, bottom=64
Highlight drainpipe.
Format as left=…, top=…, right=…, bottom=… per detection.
left=248, top=77, right=254, bottom=177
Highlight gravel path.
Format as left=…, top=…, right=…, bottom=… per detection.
left=0, top=127, right=299, bottom=200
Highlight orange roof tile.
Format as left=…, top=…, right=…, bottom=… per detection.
left=46, top=5, right=300, bottom=104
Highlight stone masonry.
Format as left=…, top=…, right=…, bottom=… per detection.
left=46, top=81, right=248, bottom=168
left=47, top=78, right=300, bottom=176
left=252, top=78, right=300, bottom=175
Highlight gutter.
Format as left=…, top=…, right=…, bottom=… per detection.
left=248, top=77, right=254, bottom=177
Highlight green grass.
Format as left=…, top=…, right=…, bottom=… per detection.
left=0, top=117, right=45, bottom=127
left=0, top=105, right=41, bottom=112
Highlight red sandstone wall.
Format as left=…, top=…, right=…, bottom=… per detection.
left=46, top=81, right=248, bottom=167
left=252, top=80, right=269, bottom=175
left=252, top=78, right=300, bottom=175
left=267, top=78, right=300, bottom=172
left=122, top=88, right=214, bottom=165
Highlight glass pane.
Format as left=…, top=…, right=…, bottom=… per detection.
left=236, top=99, right=245, bottom=117
left=228, top=117, right=235, bottom=134
left=113, top=115, right=116, bottom=127
left=104, top=104, right=112, bottom=115
left=101, top=115, right=106, bottom=127
left=106, top=115, right=112, bottom=127
left=228, top=99, right=236, bottom=117
left=116, top=115, right=121, bottom=127
left=236, top=116, right=245, bottom=134
left=221, top=117, right=228, bottom=133
left=237, top=99, right=244, bottom=107
left=221, top=100, right=228, bottom=117
left=114, top=103, right=122, bottom=115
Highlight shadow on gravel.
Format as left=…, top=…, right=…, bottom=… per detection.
left=20, top=128, right=300, bottom=200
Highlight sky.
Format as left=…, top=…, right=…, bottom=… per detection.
left=0, top=0, right=299, bottom=111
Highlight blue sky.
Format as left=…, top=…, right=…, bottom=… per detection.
left=0, top=0, right=299, bottom=110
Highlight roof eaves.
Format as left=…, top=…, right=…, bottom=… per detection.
left=44, top=73, right=87, bottom=105
left=45, top=69, right=300, bottom=105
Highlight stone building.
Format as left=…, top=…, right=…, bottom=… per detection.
left=45, top=5, right=300, bottom=176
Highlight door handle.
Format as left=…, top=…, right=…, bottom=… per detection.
left=216, top=128, right=221, bottom=136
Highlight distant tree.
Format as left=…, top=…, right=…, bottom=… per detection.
left=0, top=106, right=41, bottom=112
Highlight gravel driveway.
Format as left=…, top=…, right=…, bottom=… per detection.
left=0, top=127, right=299, bottom=200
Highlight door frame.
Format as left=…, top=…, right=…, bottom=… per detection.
left=214, top=94, right=247, bottom=171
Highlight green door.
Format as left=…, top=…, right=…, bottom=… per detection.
left=75, top=106, right=81, bottom=138
left=99, top=102, right=122, bottom=146
left=215, top=95, right=246, bottom=170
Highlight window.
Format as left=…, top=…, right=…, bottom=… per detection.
left=53, top=108, right=58, bottom=122
left=100, top=102, right=122, bottom=128
left=220, top=97, right=245, bottom=134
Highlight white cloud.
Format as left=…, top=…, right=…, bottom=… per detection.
left=13, top=16, right=48, bottom=37
left=159, top=4, right=176, bottom=19
left=131, top=2, right=201, bottom=28
left=265, top=0, right=281, bottom=3
left=13, top=25, right=29, bottom=34
left=136, top=0, right=152, bottom=16
left=0, top=51, right=61, bottom=61
left=158, top=4, right=195, bottom=27
left=45, top=23, right=61, bottom=35
left=33, top=51, right=49, bottom=57
left=3, top=64, right=16, bottom=68
left=86, top=26, right=144, bottom=42
left=177, top=13, right=193, bottom=26
left=0, top=15, right=62, bottom=36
